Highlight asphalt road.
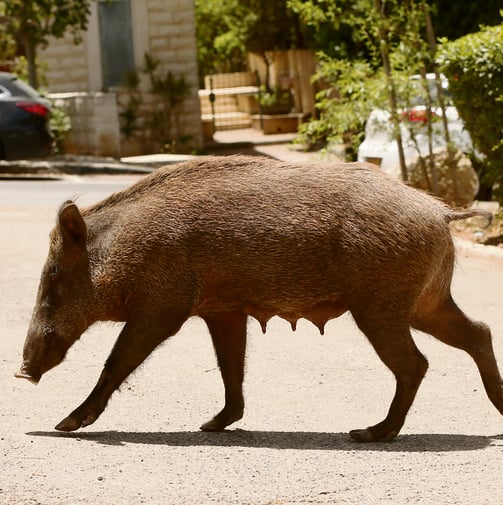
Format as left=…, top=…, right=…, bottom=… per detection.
left=0, top=175, right=141, bottom=207
left=0, top=175, right=502, bottom=505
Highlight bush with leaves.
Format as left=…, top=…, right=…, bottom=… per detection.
left=438, top=22, right=503, bottom=202
left=48, top=103, right=71, bottom=154
left=194, top=0, right=252, bottom=80
left=118, top=54, right=193, bottom=154
left=296, top=56, right=387, bottom=157
left=0, top=0, right=90, bottom=89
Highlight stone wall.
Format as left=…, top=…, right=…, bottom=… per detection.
left=39, top=0, right=202, bottom=157
left=39, top=35, right=90, bottom=93
left=50, top=92, right=121, bottom=158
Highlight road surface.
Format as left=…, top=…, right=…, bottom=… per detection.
left=0, top=176, right=502, bottom=505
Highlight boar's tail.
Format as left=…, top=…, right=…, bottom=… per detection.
left=445, top=209, right=493, bottom=224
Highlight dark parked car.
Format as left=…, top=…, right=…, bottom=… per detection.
left=0, top=72, right=53, bottom=160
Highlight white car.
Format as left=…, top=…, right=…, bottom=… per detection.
left=357, top=74, right=473, bottom=179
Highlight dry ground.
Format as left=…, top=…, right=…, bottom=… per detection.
left=1, top=199, right=502, bottom=505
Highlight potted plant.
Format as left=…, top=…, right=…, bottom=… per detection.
left=258, top=85, right=294, bottom=115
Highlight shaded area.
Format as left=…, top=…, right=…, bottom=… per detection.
left=27, top=429, right=502, bottom=453
left=483, top=235, right=503, bottom=247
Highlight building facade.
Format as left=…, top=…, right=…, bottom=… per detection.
left=40, top=0, right=202, bottom=157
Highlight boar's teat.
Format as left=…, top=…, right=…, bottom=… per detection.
left=58, top=201, right=87, bottom=248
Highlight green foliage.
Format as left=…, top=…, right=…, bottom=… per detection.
left=194, top=0, right=255, bottom=79
left=118, top=54, right=193, bottom=154
left=194, top=0, right=320, bottom=80
left=1, top=0, right=90, bottom=44
left=430, top=0, right=503, bottom=41
left=49, top=103, right=72, bottom=154
left=144, top=53, right=192, bottom=111
left=289, top=0, right=385, bottom=66
left=0, top=3, right=16, bottom=61
left=296, top=56, right=386, bottom=155
left=288, top=0, right=345, bottom=28
left=289, top=0, right=502, bottom=59
left=143, top=53, right=192, bottom=152
left=243, top=0, right=306, bottom=54
left=118, top=70, right=142, bottom=140
left=292, top=1, right=436, bottom=161
left=438, top=22, right=503, bottom=201
left=0, top=0, right=91, bottom=88
left=257, top=85, right=294, bottom=113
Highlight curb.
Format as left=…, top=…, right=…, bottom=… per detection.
left=0, top=159, right=153, bottom=178
left=454, top=237, right=503, bottom=259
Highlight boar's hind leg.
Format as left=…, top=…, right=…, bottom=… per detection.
left=350, top=311, right=428, bottom=442
left=55, top=317, right=185, bottom=432
left=200, top=310, right=247, bottom=431
left=413, top=295, right=503, bottom=415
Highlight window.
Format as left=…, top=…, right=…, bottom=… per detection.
left=0, top=84, right=10, bottom=97
left=98, top=0, right=135, bottom=89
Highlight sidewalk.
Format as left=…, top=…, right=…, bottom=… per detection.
left=0, top=128, right=331, bottom=178
left=207, top=128, right=344, bottom=163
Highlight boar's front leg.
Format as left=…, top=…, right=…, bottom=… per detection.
left=200, top=310, right=247, bottom=431
left=55, top=317, right=185, bottom=432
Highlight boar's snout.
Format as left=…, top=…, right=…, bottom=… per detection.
left=15, top=365, right=41, bottom=385
left=16, top=325, right=72, bottom=385
left=16, top=200, right=93, bottom=385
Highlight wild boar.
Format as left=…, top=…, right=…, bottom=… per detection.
left=15, top=155, right=502, bottom=442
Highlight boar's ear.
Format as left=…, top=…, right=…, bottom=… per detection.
left=58, top=201, right=87, bottom=248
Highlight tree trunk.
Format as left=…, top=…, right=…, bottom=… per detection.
left=18, top=32, right=39, bottom=89
left=402, top=0, right=439, bottom=194
left=419, top=67, right=440, bottom=195
left=422, top=1, right=459, bottom=202
left=373, top=0, right=408, bottom=181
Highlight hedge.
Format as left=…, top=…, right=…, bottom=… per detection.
left=438, top=22, right=503, bottom=201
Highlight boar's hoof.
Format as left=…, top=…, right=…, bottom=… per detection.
left=55, top=416, right=82, bottom=432
left=200, top=410, right=243, bottom=432
left=200, top=419, right=227, bottom=432
left=349, top=428, right=398, bottom=443
left=55, top=413, right=98, bottom=432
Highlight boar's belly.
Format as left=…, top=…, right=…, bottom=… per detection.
left=248, top=299, right=348, bottom=334
left=197, top=292, right=348, bottom=334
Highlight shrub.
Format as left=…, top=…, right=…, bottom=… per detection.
left=438, top=22, right=503, bottom=202
left=296, top=55, right=387, bottom=157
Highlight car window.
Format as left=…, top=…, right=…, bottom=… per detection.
left=0, top=75, right=39, bottom=99
left=0, top=84, right=10, bottom=98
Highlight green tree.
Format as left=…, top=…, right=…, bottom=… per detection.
left=430, top=0, right=502, bottom=40
left=194, top=0, right=503, bottom=82
left=0, top=0, right=91, bottom=89
left=290, top=0, right=430, bottom=179
left=291, top=0, right=464, bottom=191
left=297, top=56, right=386, bottom=154
left=194, top=0, right=322, bottom=84
left=0, top=2, right=17, bottom=63
left=194, top=0, right=254, bottom=80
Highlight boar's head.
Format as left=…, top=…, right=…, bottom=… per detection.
left=16, top=201, right=96, bottom=384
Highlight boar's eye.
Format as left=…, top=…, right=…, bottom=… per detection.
left=49, top=264, right=60, bottom=281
